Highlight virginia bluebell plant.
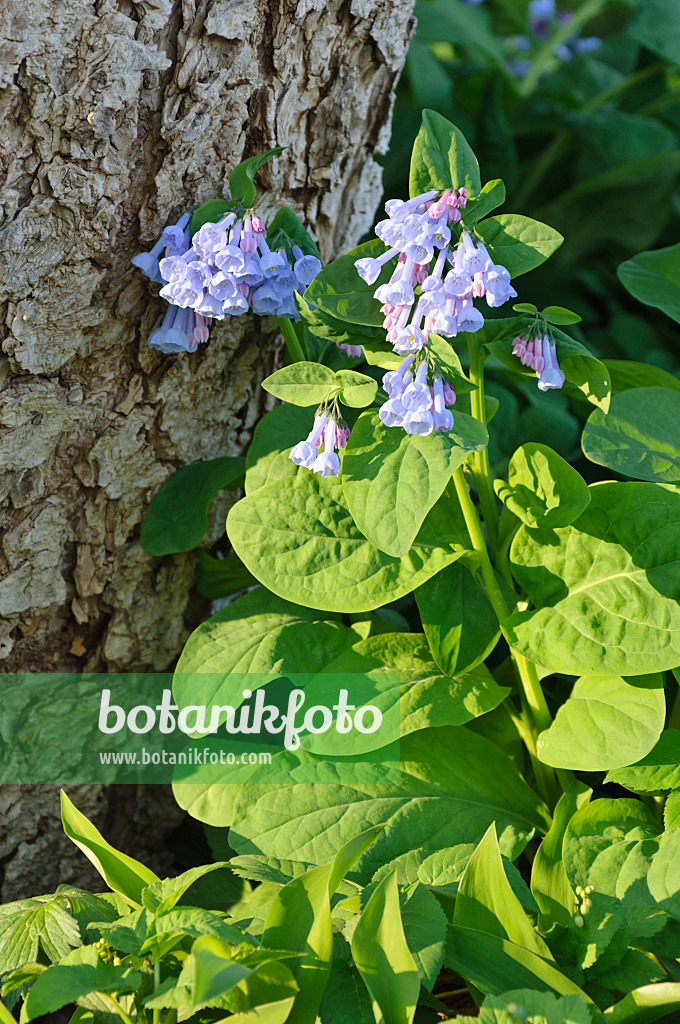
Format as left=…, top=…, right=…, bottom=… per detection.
left=508, top=0, right=602, bottom=77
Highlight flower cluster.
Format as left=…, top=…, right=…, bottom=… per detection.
left=508, top=0, right=601, bottom=77
left=132, top=209, right=322, bottom=354
left=512, top=332, right=565, bottom=391
left=379, top=356, right=456, bottom=436
left=289, top=409, right=349, bottom=479
left=356, top=188, right=516, bottom=357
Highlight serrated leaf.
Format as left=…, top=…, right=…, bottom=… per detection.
left=22, top=946, right=140, bottom=1021
left=140, top=457, right=245, bottom=555
left=0, top=895, right=80, bottom=974
left=143, top=862, right=232, bottom=915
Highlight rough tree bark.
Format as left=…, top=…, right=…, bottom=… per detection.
left=0, top=0, right=416, bottom=898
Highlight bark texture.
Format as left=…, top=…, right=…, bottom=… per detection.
left=0, top=0, right=416, bottom=898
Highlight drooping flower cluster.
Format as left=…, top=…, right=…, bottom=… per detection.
left=132, top=209, right=322, bottom=354
left=512, top=332, right=565, bottom=391
left=289, top=409, right=350, bottom=479
left=508, top=0, right=601, bottom=77
left=355, top=189, right=516, bottom=357
left=379, top=356, right=456, bottom=436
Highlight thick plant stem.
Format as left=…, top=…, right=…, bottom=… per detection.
left=466, top=334, right=499, bottom=554
left=277, top=315, right=307, bottom=362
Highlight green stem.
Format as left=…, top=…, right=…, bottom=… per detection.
left=466, top=333, right=499, bottom=554
left=99, top=994, right=135, bottom=1024
left=153, top=953, right=161, bottom=1024
left=518, top=0, right=606, bottom=97
left=277, top=316, right=307, bottom=362
left=452, top=469, right=507, bottom=621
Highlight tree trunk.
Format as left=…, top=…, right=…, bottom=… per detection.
left=0, top=0, right=416, bottom=898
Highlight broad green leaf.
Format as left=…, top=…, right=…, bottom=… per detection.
left=416, top=561, right=499, bottom=676
left=319, top=959, right=373, bottom=1024
left=410, top=109, right=481, bottom=198
left=245, top=403, right=313, bottom=494
left=227, top=726, right=551, bottom=880
left=541, top=306, right=582, bottom=326
left=267, top=205, right=320, bottom=260
left=227, top=475, right=471, bottom=613
left=351, top=872, right=420, bottom=1024
left=342, top=410, right=487, bottom=557
left=262, top=363, right=338, bottom=406
left=262, top=827, right=381, bottom=1024
left=562, top=798, right=660, bottom=896
left=90, top=909, right=148, bottom=955
left=142, top=862, right=231, bottom=915
left=604, top=360, right=680, bottom=397
left=618, top=243, right=680, bottom=325
left=399, top=882, right=447, bottom=991
left=605, top=731, right=680, bottom=793
left=22, top=946, right=140, bottom=1021
left=445, top=925, right=593, bottom=1001
left=413, top=845, right=537, bottom=912
left=666, top=790, right=680, bottom=830
left=454, top=824, right=552, bottom=960
left=531, top=782, right=592, bottom=929
left=476, top=215, right=563, bottom=278
left=426, top=333, right=477, bottom=394
left=604, top=982, right=680, bottom=1024
left=190, top=198, right=233, bottom=236
left=0, top=893, right=80, bottom=973
left=627, top=0, right=680, bottom=64
left=229, top=147, right=286, bottom=207
left=196, top=550, right=257, bottom=600
left=141, top=906, right=245, bottom=951
left=495, top=443, right=590, bottom=529
left=296, top=296, right=383, bottom=347
left=471, top=989, right=593, bottom=1024
left=463, top=179, right=506, bottom=226
left=140, top=456, right=245, bottom=555
left=60, top=792, right=159, bottom=904
left=304, top=239, right=395, bottom=328
left=583, top=386, right=680, bottom=483
left=0, top=1001, right=15, bottom=1024
left=335, top=370, right=377, bottom=408
left=502, top=482, right=680, bottom=676
left=192, top=936, right=254, bottom=1003
left=537, top=674, right=666, bottom=771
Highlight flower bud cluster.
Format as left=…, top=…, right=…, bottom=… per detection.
left=512, top=332, right=565, bottom=391
left=379, top=355, right=456, bottom=437
left=289, top=409, right=350, bottom=479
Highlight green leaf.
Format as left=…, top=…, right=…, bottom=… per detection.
left=228, top=726, right=551, bottom=879
left=262, top=827, right=381, bottom=1024
left=227, top=475, right=471, bottom=613
left=454, top=824, right=552, bottom=960
left=22, top=946, right=140, bottom=1021
left=304, top=239, right=395, bottom=328
left=414, top=0, right=506, bottom=66
left=60, top=792, right=159, bottom=904
left=399, top=883, right=447, bottom=991
left=476, top=989, right=594, bottom=1024
left=190, top=199, right=233, bottom=236
left=583, top=386, right=680, bottom=483
left=196, top=550, right=257, bottom=600
left=0, top=1000, right=16, bottom=1024
left=335, top=370, right=377, bottom=408
left=666, top=790, right=680, bottom=831
left=604, top=361, right=680, bottom=397
left=351, top=872, right=420, bottom=1024
left=463, top=179, right=506, bottom=226
left=409, top=109, right=481, bottom=198
left=267, top=206, right=320, bottom=260
left=502, top=482, right=680, bottom=676
left=416, top=561, right=500, bottom=677
left=531, top=782, right=592, bottom=929
left=142, top=862, right=231, bottom=915
left=140, top=456, right=245, bottom=556
left=627, top=0, right=680, bottom=64
left=0, top=894, right=80, bottom=973
left=426, top=333, right=478, bottom=394
left=445, top=926, right=593, bottom=1001
left=541, top=306, right=582, bottom=326
left=342, top=410, right=487, bottom=557
left=604, top=982, right=680, bottom=1024
left=245, top=403, right=313, bottom=495
left=90, top=909, right=148, bottom=955
left=319, top=960, right=373, bottom=1024
left=141, top=907, right=245, bottom=952
left=476, top=215, right=563, bottom=278
left=537, top=674, right=666, bottom=771
left=192, top=936, right=255, bottom=1003
left=229, top=147, right=286, bottom=207
left=605, top=731, right=680, bottom=793
left=618, top=243, right=680, bottom=325
left=262, top=363, right=338, bottom=406
left=495, top=443, right=590, bottom=529
left=296, top=297, right=382, bottom=347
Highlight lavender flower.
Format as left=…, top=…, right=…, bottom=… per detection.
left=512, top=331, right=564, bottom=391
